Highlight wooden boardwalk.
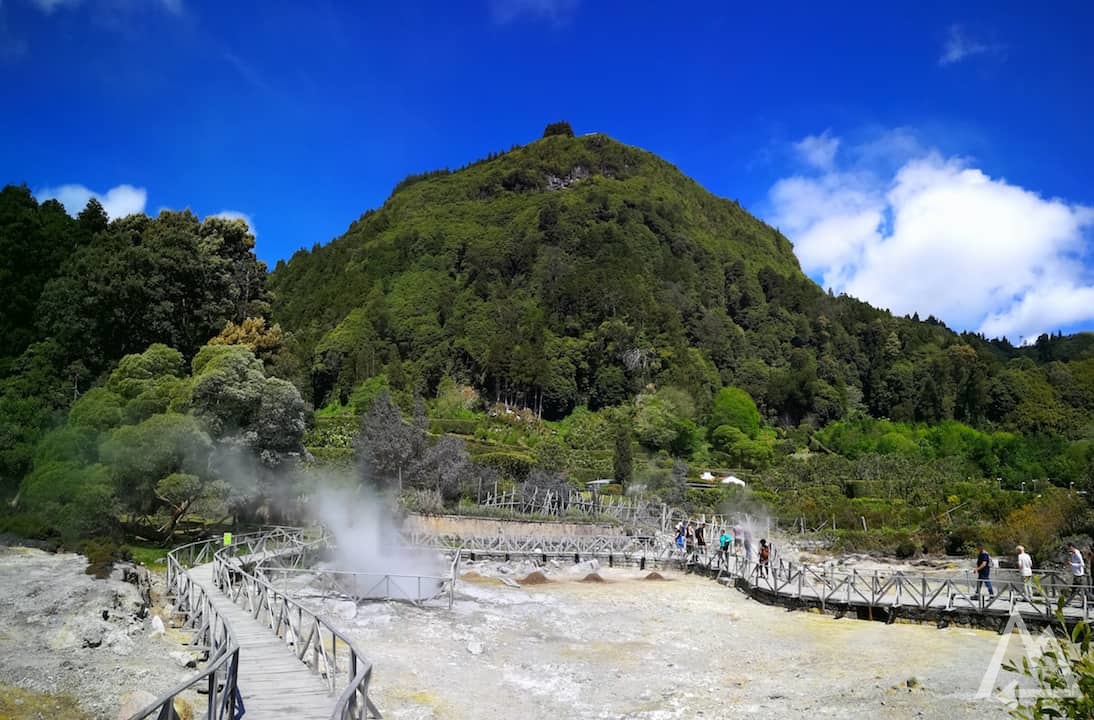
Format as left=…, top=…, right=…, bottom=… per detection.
left=689, top=552, right=1094, bottom=632
left=189, top=562, right=338, bottom=719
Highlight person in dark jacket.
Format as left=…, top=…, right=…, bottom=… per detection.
left=974, top=545, right=994, bottom=599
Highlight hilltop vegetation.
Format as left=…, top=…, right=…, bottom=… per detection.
left=271, top=130, right=1094, bottom=482
left=0, top=125, right=1092, bottom=558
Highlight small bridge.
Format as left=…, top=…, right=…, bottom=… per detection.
left=127, top=528, right=382, bottom=720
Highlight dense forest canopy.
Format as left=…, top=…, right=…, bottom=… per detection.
left=269, top=132, right=1094, bottom=447
left=1, top=127, right=1092, bottom=554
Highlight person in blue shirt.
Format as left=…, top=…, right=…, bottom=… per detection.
left=974, top=545, right=994, bottom=599
left=718, top=529, right=734, bottom=567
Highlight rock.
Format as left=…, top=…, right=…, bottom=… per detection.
left=467, top=640, right=484, bottom=655
left=117, top=690, right=157, bottom=719
left=173, top=697, right=195, bottom=720
left=168, top=650, right=197, bottom=668
left=105, top=629, right=135, bottom=656
left=70, top=618, right=110, bottom=649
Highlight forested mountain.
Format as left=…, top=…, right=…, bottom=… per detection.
left=270, top=128, right=1094, bottom=444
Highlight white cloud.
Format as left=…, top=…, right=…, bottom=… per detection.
left=939, top=24, right=996, bottom=66
left=769, top=132, right=1094, bottom=344
left=27, top=0, right=184, bottom=16
left=29, top=0, right=81, bottom=12
left=210, top=210, right=256, bottom=237
left=37, top=183, right=147, bottom=219
left=490, top=0, right=577, bottom=25
left=793, top=131, right=840, bottom=171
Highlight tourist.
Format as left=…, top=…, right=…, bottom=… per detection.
left=674, top=521, right=685, bottom=553
left=974, top=545, right=994, bottom=599
left=695, top=522, right=707, bottom=559
left=1016, top=545, right=1033, bottom=599
left=1085, top=544, right=1094, bottom=597
left=719, top=528, right=734, bottom=567
left=1065, top=542, right=1085, bottom=605
left=758, top=539, right=771, bottom=579
left=685, top=522, right=696, bottom=560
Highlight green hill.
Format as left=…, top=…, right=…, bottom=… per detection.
left=269, top=128, right=1094, bottom=440
left=272, top=130, right=879, bottom=419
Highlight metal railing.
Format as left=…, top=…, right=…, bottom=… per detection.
left=404, top=531, right=664, bottom=557
left=261, top=566, right=454, bottom=606
left=126, top=535, right=243, bottom=720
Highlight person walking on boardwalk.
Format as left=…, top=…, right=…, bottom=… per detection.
left=758, top=539, right=771, bottom=579
left=974, top=545, right=994, bottom=599
left=1016, top=545, right=1033, bottom=599
left=1085, top=544, right=1094, bottom=597
left=718, top=528, right=734, bottom=567
left=695, top=522, right=707, bottom=559
left=1065, top=542, right=1086, bottom=605
left=685, top=522, right=696, bottom=558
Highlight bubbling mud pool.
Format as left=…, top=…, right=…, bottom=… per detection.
left=303, top=561, right=1020, bottom=720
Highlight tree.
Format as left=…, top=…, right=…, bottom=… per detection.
left=34, top=210, right=272, bottom=376
left=98, top=412, right=213, bottom=517
left=542, top=121, right=575, bottom=138
left=189, top=344, right=268, bottom=436
left=609, top=408, right=634, bottom=487
left=355, top=393, right=425, bottom=490
left=634, top=386, right=697, bottom=456
left=209, top=317, right=287, bottom=365
left=409, top=435, right=472, bottom=503
left=19, top=461, right=117, bottom=541
left=155, top=472, right=226, bottom=540
left=707, top=386, right=761, bottom=438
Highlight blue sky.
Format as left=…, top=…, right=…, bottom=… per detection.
left=2, top=0, right=1093, bottom=343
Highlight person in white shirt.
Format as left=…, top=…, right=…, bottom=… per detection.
left=1066, top=542, right=1086, bottom=605
left=1016, top=545, right=1033, bottom=599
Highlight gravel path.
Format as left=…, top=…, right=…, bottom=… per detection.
left=306, top=560, right=1020, bottom=720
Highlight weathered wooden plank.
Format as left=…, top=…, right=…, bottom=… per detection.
left=187, top=563, right=340, bottom=719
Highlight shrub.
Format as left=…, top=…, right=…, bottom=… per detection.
left=475, top=451, right=535, bottom=481
left=81, top=536, right=128, bottom=578
left=543, top=121, right=575, bottom=138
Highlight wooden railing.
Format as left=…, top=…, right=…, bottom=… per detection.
left=701, top=551, right=1094, bottom=622
left=126, top=527, right=382, bottom=720
left=211, top=527, right=383, bottom=719
left=126, top=535, right=243, bottom=720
